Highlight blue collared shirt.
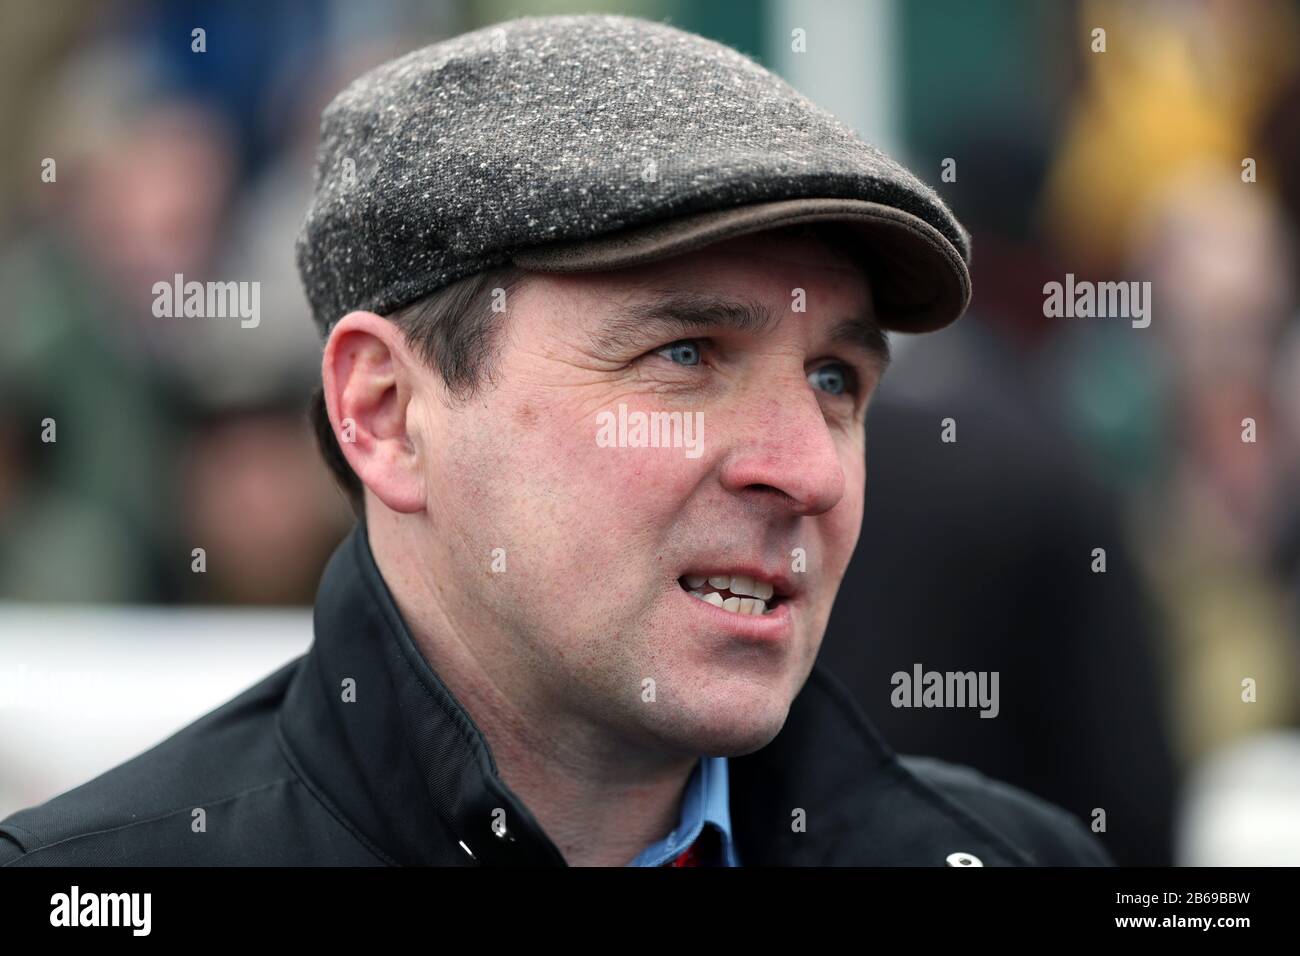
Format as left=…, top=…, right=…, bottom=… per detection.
left=627, top=756, right=741, bottom=867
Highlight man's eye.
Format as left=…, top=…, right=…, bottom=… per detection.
left=809, top=363, right=858, bottom=397
left=655, top=339, right=704, bottom=366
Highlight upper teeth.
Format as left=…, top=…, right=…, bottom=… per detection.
left=683, top=573, right=777, bottom=615
left=683, top=573, right=774, bottom=601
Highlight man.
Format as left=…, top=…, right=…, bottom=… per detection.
left=1, top=14, right=1110, bottom=866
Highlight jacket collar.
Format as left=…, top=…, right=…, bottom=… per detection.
left=279, top=522, right=1031, bottom=866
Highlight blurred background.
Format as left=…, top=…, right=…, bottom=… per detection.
left=1, top=0, right=1298, bottom=866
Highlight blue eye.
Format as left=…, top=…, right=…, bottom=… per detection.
left=657, top=340, right=702, bottom=366
left=809, top=363, right=855, bottom=396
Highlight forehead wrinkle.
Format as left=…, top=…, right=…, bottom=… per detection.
left=585, top=289, right=777, bottom=357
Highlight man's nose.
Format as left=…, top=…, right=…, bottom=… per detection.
left=715, top=375, right=846, bottom=517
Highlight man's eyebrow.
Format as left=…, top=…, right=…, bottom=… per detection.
left=587, top=288, right=891, bottom=369
left=828, top=314, right=892, bottom=370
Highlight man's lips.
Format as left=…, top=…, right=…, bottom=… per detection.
left=673, top=574, right=796, bottom=642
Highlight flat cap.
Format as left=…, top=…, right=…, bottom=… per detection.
left=295, top=13, right=971, bottom=335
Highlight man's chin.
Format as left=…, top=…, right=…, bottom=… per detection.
left=699, top=725, right=785, bottom=758
left=647, top=696, right=792, bottom=758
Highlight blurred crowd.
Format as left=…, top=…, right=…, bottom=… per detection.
left=0, top=1, right=414, bottom=603
left=1, top=0, right=1298, bottom=865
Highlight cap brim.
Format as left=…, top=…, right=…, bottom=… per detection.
left=511, top=197, right=971, bottom=333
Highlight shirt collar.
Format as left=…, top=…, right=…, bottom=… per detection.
left=626, top=756, right=740, bottom=867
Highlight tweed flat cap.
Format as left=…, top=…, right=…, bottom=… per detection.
left=295, top=13, right=971, bottom=335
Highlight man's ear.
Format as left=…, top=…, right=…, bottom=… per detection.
left=321, top=311, right=426, bottom=514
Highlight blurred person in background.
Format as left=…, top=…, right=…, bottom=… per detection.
left=1125, top=167, right=1300, bottom=765
left=0, top=7, right=354, bottom=603
left=1036, top=0, right=1300, bottom=863
left=1040, top=0, right=1300, bottom=769
left=0, top=81, right=236, bottom=601
left=177, top=400, right=350, bottom=605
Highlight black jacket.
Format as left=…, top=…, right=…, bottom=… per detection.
left=0, top=524, right=1113, bottom=866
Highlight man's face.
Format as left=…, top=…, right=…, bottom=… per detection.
left=410, top=230, right=882, bottom=757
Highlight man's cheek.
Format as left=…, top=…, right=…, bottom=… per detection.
left=522, top=392, right=702, bottom=488
left=578, top=449, right=700, bottom=518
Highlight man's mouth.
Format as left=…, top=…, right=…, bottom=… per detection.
left=677, top=573, right=785, bottom=617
